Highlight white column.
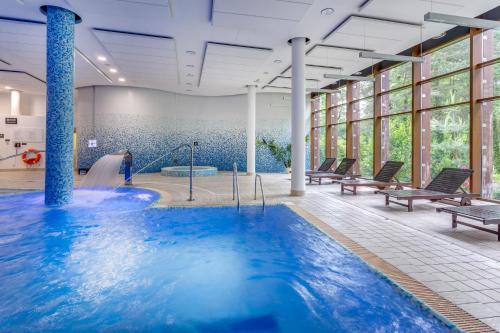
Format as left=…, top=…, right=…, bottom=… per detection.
left=10, top=90, right=21, bottom=116
left=290, top=37, right=307, bottom=196
left=246, top=85, right=257, bottom=175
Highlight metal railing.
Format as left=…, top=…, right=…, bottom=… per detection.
left=232, top=162, right=240, bottom=208
left=172, top=143, right=195, bottom=201
left=254, top=174, right=265, bottom=208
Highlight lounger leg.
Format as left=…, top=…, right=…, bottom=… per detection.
left=353, top=185, right=357, bottom=195
left=385, top=195, right=389, bottom=206
left=407, top=199, right=413, bottom=212
left=309, top=176, right=312, bottom=184
left=341, top=184, right=344, bottom=194
left=319, top=178, right=322, bottom=185
left=498, top=225, right=499, bottom=242
left=452, top=213, right=457, bottom=229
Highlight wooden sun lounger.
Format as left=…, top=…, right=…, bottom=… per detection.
left=334, top=161, right=407, bottom=195
left=306, top=157, right=336, bottom=175
left=377, top=168, right=479, bottom=212
left=307, top=158, right=357, bottom=185
left=437, top=205, right=500, bottom=241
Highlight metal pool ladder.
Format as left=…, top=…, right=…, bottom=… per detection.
left=254, top=174, right=265, bottom=208
left=232, top=162, right=240, bottom=208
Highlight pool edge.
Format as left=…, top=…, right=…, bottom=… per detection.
left=286, top=204, right=496, bottom=333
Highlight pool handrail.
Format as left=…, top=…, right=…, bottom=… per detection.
left=172, top=143, right=195, bottom=201
left=254, top=174, right=265, bottom=208
left=232, top=162, right=240, bottom=209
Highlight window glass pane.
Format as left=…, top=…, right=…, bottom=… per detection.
left=319, top=94, right=326, bottom=110
left=312, top=126, right=326, bottom=168
left=381, top=114, right=412, bottom=182
left=331, top=105, right=346, bottom=124
left=319, top=126, right=326, bottom=163
left=421, top=71, right=469, bottom=108
left=481, top=100, right=500, bottom=200
left=481, top=62, right=500, bottom=99
left=312, top=97, right=321, bottom=111
left=353, top=97, right=374, bottom=120
left=353, top=120, right=373, bottom=176
left=318, top=111, right=326, bottom=127
left=331, top=124, right=346, bottom=163
left=420, top=105, right=470, bottom=186
left=331, top=86, right=347, bottom=106
left=312, top=111, right=320, bottom=127
left=381, top=62, right=412, bottom=91
left=381, top=87, right=412, bottom=115
left=481, top=30, right=500, bottom=63
left=353, top=81, right=373, bottom=100
left=423, top=38, right=469, bottom=79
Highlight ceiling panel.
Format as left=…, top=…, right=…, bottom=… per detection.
left=361, top=0, right=467, bottom=23
left=0, top=71, right=45, bottom=94
left=281, top=64, right=343, bottom=80
left=93, top=29, right=178, bottom=89
left=324, top=16, right=422, bottom=53
left=0, top=19, right=109, bottom=90
left=200, top=42, right=272, bottom=89
left=270, top=76, right=320, bottom=89
left=68, top=0, right=172, bottom=23
left=213, top=0, right=315, bottom=31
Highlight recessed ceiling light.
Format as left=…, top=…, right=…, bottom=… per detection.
left=118, top=77, right=126, bottom=82
left=4, top=86, right=12, bottom=90
left=186, top=64, right=194, bottom=68
left=186, top=82, right=193, bottom=86
left=321, top=8, right=335, bottom=16
left=273, top=60, right=282, bottom=64
left=186, top=51, right=196, bottom=55
left=432, top=32, right=446, bottom=40
left=97, top=56, right=107, bottom=62
left=186, top=89, right=192, bottom=92
left=109, top=68, right=117, bottom=73
left=354, top=71, right=362, bottom=75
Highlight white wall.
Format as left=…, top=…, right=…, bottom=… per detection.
left=0, top=93, right=10, bottom=115
left=0, top=92, right=46, bottom=116
left=0, top=115, right=45, bottom=169
left=0, top=92, right=46, bottom=169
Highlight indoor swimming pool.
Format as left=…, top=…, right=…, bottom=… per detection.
left=0, top=188, right=457, bottom=332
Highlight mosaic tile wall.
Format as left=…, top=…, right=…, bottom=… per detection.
left=76, top=86, right=310, bottom=173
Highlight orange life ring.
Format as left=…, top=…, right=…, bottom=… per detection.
left=21, top=149, right=42, bottom=165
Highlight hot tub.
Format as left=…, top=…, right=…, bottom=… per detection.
left=161, top=166, right=218, bottom=177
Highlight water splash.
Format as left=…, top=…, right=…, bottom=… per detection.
left=79, top=154, right=125, bottom=189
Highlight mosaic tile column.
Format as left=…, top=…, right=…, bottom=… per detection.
left=43, top=6, right=80, bottom=206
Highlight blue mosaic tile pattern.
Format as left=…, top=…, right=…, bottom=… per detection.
left=44, top=6, right=76, bottom=206
left=77, top=111, right=297, bottom=174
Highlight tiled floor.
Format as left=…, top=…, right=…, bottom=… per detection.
left=1, top=170, right=500, bottom=331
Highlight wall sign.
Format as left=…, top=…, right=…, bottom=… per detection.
left=88, top=139, right=97, bottom=148
left=5, top=117, right=17, bottom=124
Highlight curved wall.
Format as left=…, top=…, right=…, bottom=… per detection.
left=76, top=86, right=307, bottom=173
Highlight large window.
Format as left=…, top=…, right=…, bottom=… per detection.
left=480, top=29, right=500, bottom=200
left=379, top=63, right=413, bottom=181
left=419, top=38, right=471, bottom=186
left=307, top=29, right=499, bottom=201
left=329, top=87, right=347, bottom=167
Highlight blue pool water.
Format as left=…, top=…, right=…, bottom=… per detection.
left=0, top=188, right=457, bottom=332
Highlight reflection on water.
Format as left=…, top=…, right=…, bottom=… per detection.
left=0, top=188, right=456, bottom=332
